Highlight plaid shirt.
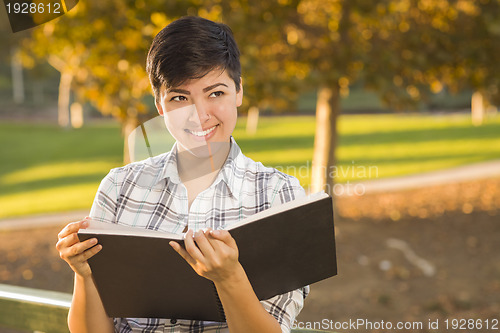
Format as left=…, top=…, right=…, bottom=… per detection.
left=90, top=137, right=309, bottom=333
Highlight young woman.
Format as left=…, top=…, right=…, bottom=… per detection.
left=56, top=16, right=308, bottom=333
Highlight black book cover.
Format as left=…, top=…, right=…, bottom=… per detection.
left=78, top=193, right=337, bottom=321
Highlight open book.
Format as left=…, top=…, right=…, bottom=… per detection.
left=78, top=192, right=337, bottom=321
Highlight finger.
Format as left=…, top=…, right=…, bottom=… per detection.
left=209, top=230, right=237, bottom=248
left=60, top=238, right=98, bottom=259
left=193, top=230, right=217, bottom=258
left=58, top=218, right=91, bottom=240
left=183, top=229, right=205, bottom=262
left=205, top=229, right=224, bottom=252
left=206, top=231, right=238, bottom=262
left=56, top=232, right=81, bottom=251
left=169, top=241, right=197, bottom=266
left=58, top=222, right=80, bottom=240
left=71, top=238, right=98, bottom=257
left=80, top=243, right=103, bottom=261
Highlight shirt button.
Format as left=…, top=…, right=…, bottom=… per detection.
left=170, top=319, right=177, bottom=324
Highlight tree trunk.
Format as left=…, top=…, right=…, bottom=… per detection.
left=246, top=106, right=260, bottom=135
left=123, top=116, right=139, bottom=165
left=311, top=85, right=340, bottom=196
left=58, top=71, right=73, bottom=128
left=471, top=91, right=485, bottom=126
left=70, top=102, right=84, bottom=128
left=11, top=48, right=25, bottom=104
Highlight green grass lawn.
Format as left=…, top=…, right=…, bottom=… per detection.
left=1, top=112, right=499, bottom=219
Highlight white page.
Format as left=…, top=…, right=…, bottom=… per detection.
left=80, top=191, right=328, bottom=239
left=79, top=220, right=183, bottom=240
left=226, top=191, right=328, bottom=230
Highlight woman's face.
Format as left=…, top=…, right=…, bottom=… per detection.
left=156, top=69, right=242, bottom=158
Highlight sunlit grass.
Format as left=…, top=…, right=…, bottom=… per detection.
left=0, top=183, right=100, bottom=217
left=1, top=112, right=499, bottom=218
left=1, top=161, right=118, bottom=185
left=0, top=122, right=123, bottom=218
left=234, top=113, right=500, bottom=187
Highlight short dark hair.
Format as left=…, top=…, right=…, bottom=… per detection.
left=146, top=16, right=241, bottom=100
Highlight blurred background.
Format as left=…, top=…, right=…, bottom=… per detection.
left=0, top=0, right=499, bottom=332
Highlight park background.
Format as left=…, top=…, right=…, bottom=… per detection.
left=1, top=0, right=500, bottom=332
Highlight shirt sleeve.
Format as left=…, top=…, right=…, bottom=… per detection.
left=261, top=287, right=310, bottom=333
left=89, top=168, right=120, bottom=224
left=263, top=174, right=310, bottom=333
left=113, top=318, right=128, bottom=333
left=269, top=172, right=306, bottom=207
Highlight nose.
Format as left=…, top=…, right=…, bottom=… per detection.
left=189, top=101, right=211, bottom=124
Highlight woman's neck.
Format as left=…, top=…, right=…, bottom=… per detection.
left=176, top=141, right=231, bottom=184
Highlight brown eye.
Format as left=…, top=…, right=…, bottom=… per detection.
left=170, top=96, right=187, bottom=102
left=209, top=91, right=224, bottom=98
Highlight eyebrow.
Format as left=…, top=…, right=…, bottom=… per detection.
left=203, top=83, right=228, bottom=93
left=167, top=83, right=228, bottom=95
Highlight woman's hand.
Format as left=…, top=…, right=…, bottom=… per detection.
left=171, top=229, right=282, bottom=333
left=56, top=217, right=102, bottom=279
left=169, top=229, right=242, bottom=283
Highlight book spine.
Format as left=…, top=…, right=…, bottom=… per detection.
left=212, top=282, right=226, bottom=322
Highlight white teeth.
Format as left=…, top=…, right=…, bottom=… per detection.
left=189, top=125, right=217, bottom=137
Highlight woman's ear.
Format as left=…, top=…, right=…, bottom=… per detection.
left=236, top=78, right=243, bottom=107
left=155, top=95, right=164, bottom=116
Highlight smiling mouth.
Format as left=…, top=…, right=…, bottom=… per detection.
left=185, top=124, right=219, bottom=137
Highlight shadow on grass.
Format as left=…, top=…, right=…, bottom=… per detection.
left=237, top=135, right=315, bottom=153
left=338, top=122, right=500, bottom=147
left=1, top=120, right=500, bottom=198
left=0, top=123, right=123, bottom=179
left=237, top=121, right=500, bottom=154
left=0, top=173, right=108, bottom=196
left=263, top=152, right=500, bottom=181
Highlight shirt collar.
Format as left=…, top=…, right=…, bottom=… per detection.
left=156, top=137, right=243, bottom=200
left=218, top=136, right=243, bottom=200
left=156, top=142, right=182, bottom=185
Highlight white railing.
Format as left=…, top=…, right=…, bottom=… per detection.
left=0, top=283, right=329, bottom=333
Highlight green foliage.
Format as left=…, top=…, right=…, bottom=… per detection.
left=20, top=0, right=159, bottom=122
left=361, top=0, right=500, bottom=109
left=270, top=0, right=500, bottom=109
left=16, top=0, right=500, bottom=119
